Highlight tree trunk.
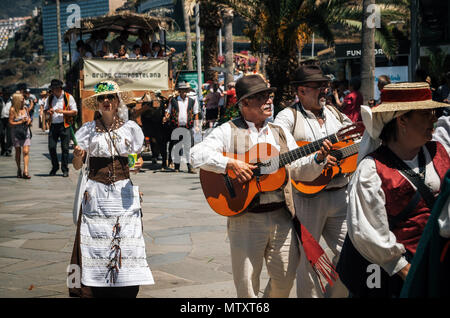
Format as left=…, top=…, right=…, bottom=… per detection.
left=181, top=0, right=193, bottom=71
left=265, top=45, right=299, bottom=114
left=222, top=7, right=234, bottom=87
left=360, top=0, right=376, bottom=103
left=199, top=2, right=222, bottom=83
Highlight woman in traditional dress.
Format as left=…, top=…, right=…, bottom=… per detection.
left=337, top=82, right=450, bottom=297
left=69, top=81, right=154, bottom=298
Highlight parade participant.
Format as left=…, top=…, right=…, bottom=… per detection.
left=69, top=80, right=154, bottom=298
left=135, top=92, right=165, bottom=167
left=44, top=79, right=77, bottom=177
left=165, top=81, right=200, bottom=173
left=8, top=93, right=32, bottom=179
left=190, top=74, right=334, bottom=298
left=274, top=65, right=352, bottom=298
left=338, top=82, right=450, bottom=297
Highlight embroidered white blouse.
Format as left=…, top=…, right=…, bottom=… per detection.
left=75, top=120, right=144, bottom=157
left=346, top=145, right=442, bottom=277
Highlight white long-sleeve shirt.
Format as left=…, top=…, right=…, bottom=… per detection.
left=274, top=104, right=354, bottom=187
left=347, top=145, right=442, bottom=276
left=190, top=119, right=326, bottom=182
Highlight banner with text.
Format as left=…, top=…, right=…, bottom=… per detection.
left=83, top=59, right=169, bottom=91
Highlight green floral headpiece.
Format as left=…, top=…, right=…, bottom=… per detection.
left=94, top=82, right=116, bottom=94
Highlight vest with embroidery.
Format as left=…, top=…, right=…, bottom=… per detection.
left=370, top=141, right=450, bottom=255
left=229, top=117, right=296, bottom=217
left=286, top=102, right=351, bottom=189
left=287, top=102, right=346, bottom=142
left=170, top=96, right=195, bottom=129
left=48, top=91, right=74, bottom=128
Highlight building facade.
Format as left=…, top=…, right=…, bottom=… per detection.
left=42, top=0, right=125, bottom=53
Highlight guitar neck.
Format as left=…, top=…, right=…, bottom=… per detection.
left=278, top=133, right=339, bottom=167
left=329, top=142, right=360, bottom=160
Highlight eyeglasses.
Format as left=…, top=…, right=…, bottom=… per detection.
left=249, top=92, right=273, bottom=102
left=97, top=94, right=117, bottom=102
left=301, top=83, right=327, bottom=90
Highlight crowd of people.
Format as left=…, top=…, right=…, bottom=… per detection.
left=0, top=60, right=449, bottom=299
left=72, top=29, right=175, bottom=63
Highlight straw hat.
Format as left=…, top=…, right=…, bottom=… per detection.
left=83, top=81, right=133, bottom=110
left=371, top=82, right=448, bottom=113
left=358, top=82, right=449, bottom=164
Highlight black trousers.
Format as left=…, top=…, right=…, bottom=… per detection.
left=48, top=123, right=70, bottom=172
left=0, top=118, right=12, bottom=154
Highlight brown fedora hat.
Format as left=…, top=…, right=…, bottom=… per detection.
left=235, top=74, right=276, bottom=105
left=290, top=65, right=329, bottom=86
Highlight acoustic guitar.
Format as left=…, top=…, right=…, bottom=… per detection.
left=199, top=122, right=364, bottom=216
left=291, top=141, right=360, bottom=195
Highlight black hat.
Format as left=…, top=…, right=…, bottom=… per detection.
left=290, top=65, right=329, bottom=86
left=235, top=74, right=276, bottom=105
left=49, top=79, right=64, bottom=89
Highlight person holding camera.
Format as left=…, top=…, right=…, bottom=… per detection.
left=8, top=92, right=32, bottom=179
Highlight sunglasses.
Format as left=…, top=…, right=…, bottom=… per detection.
left=97, top=94, right=117, bottom=102
left=249, top=91, right=274, bottom=102
left=301, top=83, right=327, bottom=90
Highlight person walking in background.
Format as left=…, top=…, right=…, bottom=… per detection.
left=44, top=79, right=78, bottom=177
left=204, top=82, right=222, bottom=128
left=338, top=77, right=363, bottom=123
left=23, top=88, right=37, bottom=122
left=38, top=90, right=49, bottom=131
left=8, top=92, right=32, bottom=179
left=0, top=89, right=12, bottom=156
left=376, top=75, right=391, bottom=104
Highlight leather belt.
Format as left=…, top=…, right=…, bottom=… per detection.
left=247, top=201, right=286, bottom=213
left=88, top=156, right=129, bottom=184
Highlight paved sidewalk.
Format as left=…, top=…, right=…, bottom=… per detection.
left=0, top=124, right=292, bottom=298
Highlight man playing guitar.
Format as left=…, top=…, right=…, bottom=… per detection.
left=274, top=65, right=354, bottom=298
left=190, top=74, right=333, bottom=298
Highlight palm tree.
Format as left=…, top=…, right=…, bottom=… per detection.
left=199, top=1, right=223, bottom=82
left=222, top=6, right=234, bottom=87
left=182, top=0, right=194, bottom=71
left=361, top=0, right=376, bottom=103
left=215, top=0, right=409, bottom=111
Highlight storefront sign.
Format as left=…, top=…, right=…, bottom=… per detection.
left=374, top=66, right=409, bottom=100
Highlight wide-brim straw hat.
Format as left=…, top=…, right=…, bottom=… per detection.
left=83, top=80, right=134, bottom=110
left=372, top=82, right=448, bottom=113
left=176, top=81, right=193, bottom=91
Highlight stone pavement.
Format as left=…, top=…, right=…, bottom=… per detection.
left=0, top=124, right=297, bottom=298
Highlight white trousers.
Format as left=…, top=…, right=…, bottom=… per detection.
left=227, top=208, right=299, bottom=298
left=294, top=187, right=349, bottom=298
